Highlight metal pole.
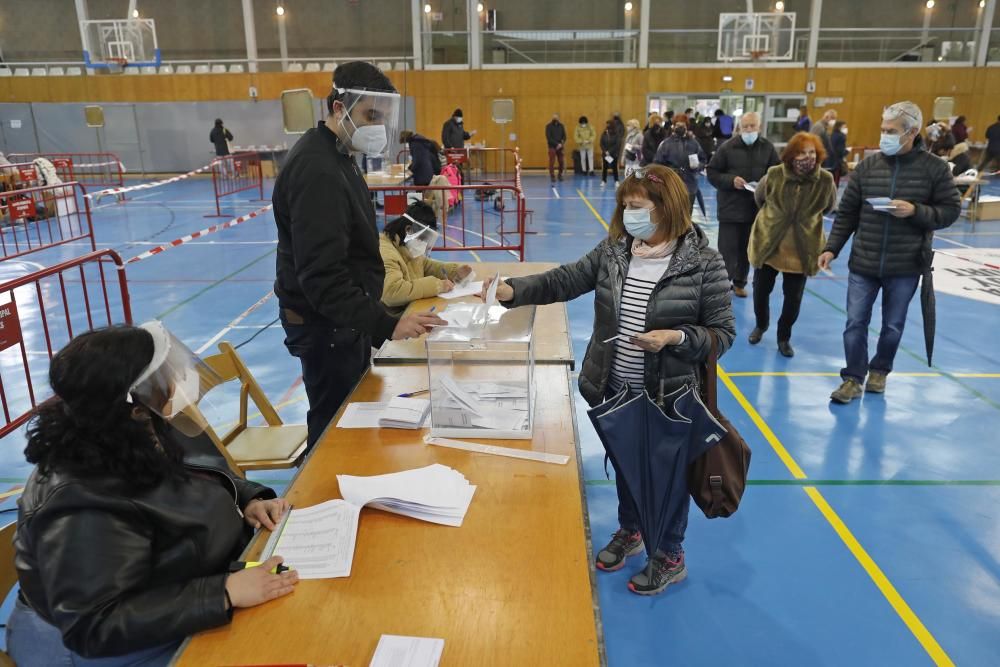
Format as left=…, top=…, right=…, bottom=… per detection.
left=638, top=0, right=650, bottom=68
left=921, top=7, right=932, bottom=54
left=241, top=0, right=259, bottom=73
left=469, top=0, right=481, bottom=69
left=278, top=13, right=289, bottom=72
left=624, top=7, right=632, bottom=64
left=74, top=0, right=91, bottom=62
left=976, top=0, right=996, bottom=67
left=411, top=0, right=424, bottom=69
left=807, top=0, right=822, bottom=68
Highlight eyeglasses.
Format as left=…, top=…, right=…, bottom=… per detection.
left=631, top=168, right=664, bottom=184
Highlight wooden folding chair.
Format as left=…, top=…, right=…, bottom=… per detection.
left=200, top=342, right=308, bottom=471
left=0, top=521, right=19, bottom=666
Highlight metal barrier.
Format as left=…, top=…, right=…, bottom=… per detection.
left=0, top=182, right=95, bottom=261
left=8, top=152, right=125, bottom=190
left=0, top=162, right=46, bottom=190
left=0, top=249, right=132, bottom=439
left=445, top=147, right=522, bottom=187
left=207, top=152, right=265, bottom=217
left=368, top=183, right=526, bottom=261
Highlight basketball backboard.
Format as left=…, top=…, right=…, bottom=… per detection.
left=81, top=18, right=161, bottom=70
left=718, top=12, right=796, bottom=62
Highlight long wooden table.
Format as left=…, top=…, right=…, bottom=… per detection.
left=173, top=364, right=601, bottom=666
left=374, top=261, right=574, bottom=367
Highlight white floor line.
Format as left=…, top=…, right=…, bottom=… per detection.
left=195, top=291, right=275, bottom=354
left=935, top=236, right=975, bottom=249
left=551, top=188, right=560, bottom=199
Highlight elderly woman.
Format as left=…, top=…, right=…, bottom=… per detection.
left=748, top=131, right=837, bottom=357
left=9, top=324, right=298, bottom=666
left=482, top=164, right=735, bottom=596
left=621, top=118, right=644, bottom=178
left=379, top=201, right=472, bottom=314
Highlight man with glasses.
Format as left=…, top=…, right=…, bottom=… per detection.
left=273, top=62, right=444, bottom=447
left=820, top=101, right=960, bottom=404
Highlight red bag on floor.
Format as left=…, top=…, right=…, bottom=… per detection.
left=440, top=163, right=462, bottom=209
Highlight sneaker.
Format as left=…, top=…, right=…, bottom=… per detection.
left=777, top=340, right=795, bottom=358
left=596, top=528, right=644, bottom=572
left=600, top=181, right=607, bottom=187
left=866, top=371, right=887, bottom=393
left=628, top=551, right=687, bottom=596
left=550, top=176, right=556, bottom=184
left=558, top=174, right=564, bottom=181
left=830, top=378, right=863, bottom=404
left=733, top=286, right=748, bottom=298
left=748, top=327, right=765, bottom=345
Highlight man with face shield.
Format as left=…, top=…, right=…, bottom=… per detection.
left=272, top=61, right=445, bottom=447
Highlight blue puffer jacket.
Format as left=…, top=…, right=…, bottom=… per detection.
left=825, top=137, right=960, bottom=277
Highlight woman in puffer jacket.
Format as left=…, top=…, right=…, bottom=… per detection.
left=481, top=164, right=734, bottom=597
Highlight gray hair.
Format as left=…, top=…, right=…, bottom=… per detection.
left=883, top=101, right=923, bottom=133
left=740, top=111, right=761, bottom=125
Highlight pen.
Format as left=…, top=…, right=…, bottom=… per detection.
left=398, top=388, right=430, bottom=397
left=229, top=561, right=292, bottom=574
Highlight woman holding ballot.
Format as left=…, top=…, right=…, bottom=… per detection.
left=379, top=201, right=473, bottom=314
left=9, top=324, right=297, bottom=666
left=481, top=164, right=735, bottom=596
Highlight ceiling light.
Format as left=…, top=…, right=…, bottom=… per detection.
left=132, top=9, right=139, bottom=18
left=276, top=5, right=285, bottom=16
left=624, top=1, right=634, bottom=11
left=925, top=0, right=935, bottom=9
left=424, top=3, right=432, bottom=13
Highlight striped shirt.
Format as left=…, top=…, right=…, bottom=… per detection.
left=608, top=254, right=673, bottom=396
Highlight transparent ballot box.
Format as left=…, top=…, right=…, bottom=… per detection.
left=425, top=303, right=536, bottom=440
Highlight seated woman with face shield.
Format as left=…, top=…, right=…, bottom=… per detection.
left=8, top=323, right=298, bottom=667
left=379, top=201, right=473, bottom=313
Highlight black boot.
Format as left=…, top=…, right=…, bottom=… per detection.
left=748, top=327, right=765, bottom=345
left=778, top=340, right=795, bottom=357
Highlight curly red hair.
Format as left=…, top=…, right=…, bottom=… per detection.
left=781, top=131, right=827, bottom=168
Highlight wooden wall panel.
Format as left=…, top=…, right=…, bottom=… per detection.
left=5, top=67, right=997, bottom=167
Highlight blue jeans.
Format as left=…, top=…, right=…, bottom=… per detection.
left=6, top=598, right=178, bottom=667
left=841, top=272, right=920, bottom=382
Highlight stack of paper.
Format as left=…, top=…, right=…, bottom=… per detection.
left=260, top=499, right=360, bottom=579
left=378, top=397, right=430, bottom=429
left=337, top=464, right=476, bottom=527
left=433, top=376, right=530, bottom=432
left=370, top=635, right=444, bottom=667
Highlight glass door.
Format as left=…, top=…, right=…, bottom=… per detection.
left=764, top=94, right=807, bottom=147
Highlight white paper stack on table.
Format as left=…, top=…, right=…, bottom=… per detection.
left=337, top=398, right=430, bottom=429
left=433, top=376, right=529, bottom=432
left=338, top=464, right=476, bottom=527
left=260, top=499, right=361, bottom=579
left=370, top=635, right=444, bottom=667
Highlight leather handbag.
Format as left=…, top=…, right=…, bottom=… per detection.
left=687, top=331, right=752, bottom=518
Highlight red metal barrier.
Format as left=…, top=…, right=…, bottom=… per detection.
left=368, top=183, right=526, bottom=261
left=0, top=249, right=132, bottom=439
left=0, top=182, right=95, bottom=262
left=446, top=147, right=522, bottom=187
left=0, top=162, right=46, bottom=190
left=8, top=152, right=125, bottom=190
left=207, top=152, right=265, bottom=217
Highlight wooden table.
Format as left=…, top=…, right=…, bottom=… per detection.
left=364, top=171, right=409, bottom=186
left=173, top=364, right=601, bottom=666
left=374, top=262, right=575, bottom=367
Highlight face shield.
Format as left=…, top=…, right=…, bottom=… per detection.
left=127, top=321, right=223, bottom=436
left=334, top=87, right=401, bottom=158
left=402, top=216, right=439, bottom=258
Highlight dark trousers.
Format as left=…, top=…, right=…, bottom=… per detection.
left=548, top=146, right=565, bottom=179
left=718, top=222, right=753, bottom=288
left=616, top=472, right=689, bottom=555
left=752, top=264, right=808, bottom=341
left=601, top=156, right=619, bottom=183
left=978, top=150, right=1000, bottom=173
left=281, top=313, right=372, bottom=448
left=841, top=272, right=920, bottom=382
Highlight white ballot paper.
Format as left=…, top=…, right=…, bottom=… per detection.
left=439, top=280, right=484, bottom=300
left=261, top=500, right=360, bottom=579
left=338, top=402, right=388, bottom=429
left=370, top=635, right=444, bottom=667
left=485, top=270, right=501, bottom=306
left=866, top=196, right=898, bottom=211
left=743, top=181, right=758, bottom=193
left=378, top=397, right=430, bottom=429
left=338, top=464, right=476, bottom=527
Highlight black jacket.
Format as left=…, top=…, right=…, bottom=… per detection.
left=707, top=136, right=780, bottom=224
left=653, top=135, right=706, bottom=195
left=951, top=151, right=972, bottom=176
left=600, top=129, right=622, bottom=158
left=504, top=225, right=735, bottom=407
left=611, top=117, right=626, bottom=140
left=829, top=130, right=848, bottom=171
left=407, top=134, right=441, bottom=187
left=641, top=126, right=666, bottom=166
left=14, top=427, right=274, bottom=658
left=987, top=122, right=1000, bottom=153
left=441, top=118, right=471, bottom=150
left=210, top=126, right=233, bottom=157
left=546, top=121, right=567, bottom=149
left=272, top=122, right=398, bottom=343
left=825, top=138, right=961, bottom=277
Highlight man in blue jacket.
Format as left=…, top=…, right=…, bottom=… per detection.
left=820, top=101, right=960, bottom=404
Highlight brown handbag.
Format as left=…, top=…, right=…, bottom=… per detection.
left=687, top=331, right=752, bottom=518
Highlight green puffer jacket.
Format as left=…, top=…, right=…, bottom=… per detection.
left=503, top=225, right=735, bottom=407
left=825, top=139, right=960, bottom=277
left=749, top=163, right=837, bottom=276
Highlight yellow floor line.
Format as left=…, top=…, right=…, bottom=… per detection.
left=576, top=190, right=610, bottom=231
left=717, top=363, right=955, bottom=665
left=725, top=371, right=1000, bottom=379
left=0, top=487, right=23, bottom=501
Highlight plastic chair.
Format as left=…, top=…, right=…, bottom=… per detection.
left=0, top=69, right=11, bottom=78
left=200, top=342, right=308, bottom=471
left=304, top=62, right=321, bottom=72
left=322, top=62, right=336, bottom=72
left=394, top=62, right=409, bottom=71
left=30, top=68, right=47, bottom=76
left=377, top=61, right=392, bottom=72
left=228, top=64, right=245, bottom=73
left=66, top=66, right=83, bottom=76
left=210, top=64, right=227, bottom=74
left=158, top=65, right=174, bottom=74
left=125, top=67, right=140, bottom=75
left=193, top=64, right=210, bottom=74
left=175, top=64, right=192, bottom=74
left=48, top=66, right=66, bottom=76
left=287, top=62, right=304, bottom=72
left=0, top=521, right=19, bottom=667
left=140, top=66, right=157, bottom=75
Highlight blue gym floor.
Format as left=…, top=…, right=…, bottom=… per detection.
left=3, top=170, right=1000, bottom=665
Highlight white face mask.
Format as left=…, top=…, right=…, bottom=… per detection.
left=455, top=117, right=463, bottom=124
left=351, top=124, right=388, bottom=156
left=405, top=239, right=428, bottom=258
left=164, top=367, right=200, bottom=419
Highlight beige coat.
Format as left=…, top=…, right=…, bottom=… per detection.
left=379, top=234, right=461, bottom=313
left=750, top=163, right=837, bottom=276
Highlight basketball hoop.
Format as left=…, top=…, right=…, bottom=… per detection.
left=750, top=50, right=769, bottom=62
left=106, top=57, right=128, bottom=74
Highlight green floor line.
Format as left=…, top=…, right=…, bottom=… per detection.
left=584, top=478, right=1000, bottom=487
left=155, top=248, right=278, bottom=320
left=804, top=285, right=1000, bottom=412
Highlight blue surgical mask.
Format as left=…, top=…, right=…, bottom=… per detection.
left=880, top=132, right=905, bottom=156
left=623, top=208, right=657, bottom=241
left=741, top=132, right=758, bottom=145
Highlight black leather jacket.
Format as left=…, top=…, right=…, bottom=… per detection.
left=14, top=428, right=275, bottom=658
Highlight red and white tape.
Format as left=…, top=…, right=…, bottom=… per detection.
left=126, top=204, right=273, bottom=263
left=936, top=249, right=1000, bottom=270
left=85, top=160, right=216, bottom=200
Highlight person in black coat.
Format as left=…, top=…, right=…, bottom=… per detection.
left=9, top=325, right=298, bottom=665
left=210, top=118, right=233, bottom=157
left=828, top=120, right=849, bottom=186
left=400, top=130, right=441, bottom=186
left=599, top=120, right=623, bottom=186
left=653, top=114, right=706, bottom=212
left=441, top=108, right=475, bottom=149
left=640, top=113, right=666, bottom=166
left=706, top=111, right=780, bottom=297
left=820, top=101, right=960, bottom=404
left=546, top=113, right=567, bottom=182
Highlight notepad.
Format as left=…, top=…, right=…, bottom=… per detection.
left=370, top=635, right=444, bottom=667
left=378, top=397, right=430, bottom=429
